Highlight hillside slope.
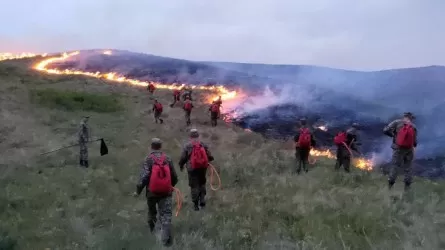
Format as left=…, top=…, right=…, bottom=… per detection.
left=1, top=59, right=445, bottom=250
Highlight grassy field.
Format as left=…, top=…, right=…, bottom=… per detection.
left=0, top=58, right=444, bottom=250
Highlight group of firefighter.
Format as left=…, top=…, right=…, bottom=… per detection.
left=147, top=82, right=223, bottom=127
left=76, top=83, right=418, bottom=247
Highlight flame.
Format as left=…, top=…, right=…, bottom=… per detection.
left=310, top=148, right=373, bottom=171
left=0, top=52, right=47, bottom=61
left=3, top=51, right=375, bottom=171
left=32, top=51, right=238, bottom=103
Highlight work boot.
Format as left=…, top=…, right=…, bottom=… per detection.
left=79, top=160, right=84, bottom=167
left=193, top=202, right=199, bottom=211
left=404, top=183, right=411, bottom=192
left=160, top=119, right=164, bottom=124
left=148, top=221, right=155, bottom=232
left=84, top=161, right=89, bottom=168
left=388, top=181, right=395, bottom=189
left=199, top=197, right=206, bottom=208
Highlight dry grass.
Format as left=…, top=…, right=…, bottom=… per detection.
left=1, top=59, right=445, bottom=250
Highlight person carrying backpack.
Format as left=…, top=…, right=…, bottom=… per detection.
left=170, top=89, right=181, bottom=107
left=383, top=112, right=417, bottom=191
left=147, top=82, right=156, bottom=95
left=152, top=100, right=164, bottom=124
left=183, top=97, right=194, bottom=126
left=333, top=123, right=360, bottom=173
left=133, top=138, right=178, bottom=247
left=293, top=118, right=316, bottom=174
left=215, top=96, right=222, bottom=118
left=209, top=101, right=220, bottom=127
left=178, top=129, right=214, bottom=211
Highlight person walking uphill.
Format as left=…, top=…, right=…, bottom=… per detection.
left=334, top=123, right=360, bottom=172
left=147, top=82, right=156, bottom=95
left=183, top=97, right=194, bottom=126
left=152, top=99, right=164, bottom=124
left=78, top=116, right=90, bottom=168
left=170, top=89, right=181, bottom=107
left=209, top=101, right=220, bottom=127
left=293, top=118, right=316, bottom=174
left=133, top=138, right=178, bottom=247
left=179, top=129, right=214, bottom=211
left=383, top=112, right=417, bottom=191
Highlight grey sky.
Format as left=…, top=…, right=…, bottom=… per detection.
left=1, top=0, right=444, bottom=70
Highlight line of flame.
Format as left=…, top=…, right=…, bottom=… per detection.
left=2, top=51, right=373, bottom=170
left=31, top=51, right=238, bottom=103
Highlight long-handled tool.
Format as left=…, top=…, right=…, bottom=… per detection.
left=39, top=138, right=108, bottom=156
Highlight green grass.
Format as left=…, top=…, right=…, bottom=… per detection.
left=1, top=59, right=445, bottom=250
left=30, top=88, right=122, bottom=113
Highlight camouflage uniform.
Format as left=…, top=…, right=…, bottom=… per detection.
left=335, top=127, right=359, bottom=173
left=209, top=104, right=219, bottom=127
left=178, top=133, right=214, bottom=211
left=215, top=98, right=222, bottom=119
left=78, top=117, right=90, bottom=168
left=152, top=103, right=164, bottom=124
left=293, top=126, right=316, bottom=173
left=136, top=150, right=178, bottom=246
left=383, top=118, right=417, bottom=189
left=183, top=100, right=193, bottom=126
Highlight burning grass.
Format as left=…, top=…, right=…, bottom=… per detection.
left=0, top=55, right=445, bottom=250
left=30, top=89, right=122, bottom=113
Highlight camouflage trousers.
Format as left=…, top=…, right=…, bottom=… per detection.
left=147, top=195, right=173, bottom=245
left=210, top=112, right=218, bottom=127
left=388, top=148, right=414, bottom=185
left=184, top=111, right=191, bottom=126
left=171, top=95, right=180, bottom=106
left=79, top=142, right=88, bottom=161
left=335, top=146, right=351, bottom=172
left=154, top=111, right=163, bottom=124
left=295, top=147, right=310, bottom=173
left=188, top=169, right=207, bottom=204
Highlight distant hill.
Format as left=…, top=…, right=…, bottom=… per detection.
left=50, top=50, right=445, bottom=160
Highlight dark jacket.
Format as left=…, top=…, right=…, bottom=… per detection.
left=136, top=151, right=178, bottom=197
left=293, top=126, right=316, bottom=149
left=383, top=119, right=418, bottom=149
left=178, top=140, right=214, bottom=171
left=344, top=127, right=359, bottom=151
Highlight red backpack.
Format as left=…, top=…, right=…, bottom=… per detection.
left=148, top=154, right=172, bottom=194
left=334, top=132, right=347, bottom=146
left=297, top=128, right=312, bottom=148
left=154, top=103, right=163, bottom=112
left=148, top=84, right=155, bottom=92
left=211, top=104, right=219, bottom=113
left=190, top=140, right=209, bottom=169
left=396, top=123, right=415, bottom=148
left=173, top=90, right=180, bottom=96
left=184, top=102, right=192, bottom=111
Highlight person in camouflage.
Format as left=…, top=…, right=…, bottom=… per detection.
left=134, top=138, right=178, bottom=247
left=209, top=101, right=219, bottom=127
left=383, top=112, right=417, bottom=191
left=215, top=96, right=222, bottom=118
left=335, top=123, right=360, bottom=172
left=152, top=99, right=164, bottom=124
left=182, top=87, right=193, bottom=101
left=78, top=116, right=90, bottom=168
left=183, top=97, right=194, bottom=126
left=178, top=129, right=214, bottom=211
left=293, top=118, right=316, bottom=174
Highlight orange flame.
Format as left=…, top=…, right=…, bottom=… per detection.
left=0, top=52, right=47, bottom=61
left=32, top=51, right=238, bottom=103
left=310, top=148, right=373, bottom=171
left=2, top=51, right=374, bottom=171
